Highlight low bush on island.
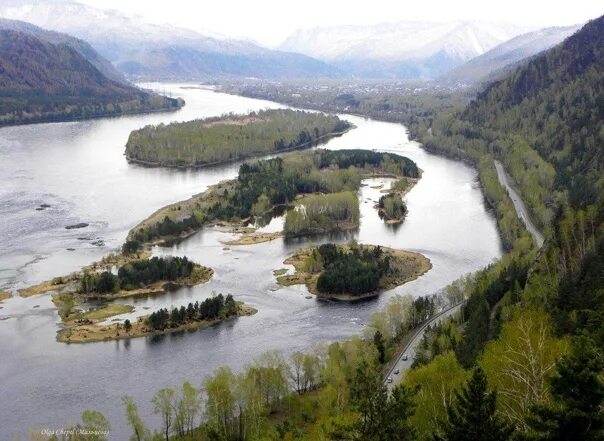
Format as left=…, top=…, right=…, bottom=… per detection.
left=378, top=192, right=407, bottom=221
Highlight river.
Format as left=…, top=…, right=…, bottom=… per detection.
left=0, top=84, right=502, bottom=440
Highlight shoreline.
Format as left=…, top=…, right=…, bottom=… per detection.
left=0, top=101, right=184, bottom=129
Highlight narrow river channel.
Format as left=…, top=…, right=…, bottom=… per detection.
left=0, top=84, right=502, bottom=439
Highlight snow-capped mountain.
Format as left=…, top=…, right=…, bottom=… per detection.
left=280, top=21, right=534, bottom=78
left=0, top=0, right=341, bottom=80
left=442, top=24, right=583, bottom=83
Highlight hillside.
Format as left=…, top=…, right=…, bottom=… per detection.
left=0, top=17, right=126, bottom=83
left=442, top=24, right=582, bottom=84
left=0, top=0, right=341, bottom=80
left=462, top=17, right=603, bottom=207
left=279, top=20, right=532, bottom=79
left=0, top=29, right=182, bottom=126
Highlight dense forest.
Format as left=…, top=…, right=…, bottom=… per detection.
left=314, top=243, right=391, bottom=294
left=125, top=109, right=352, bottom=167
left=0, top=29, right=182, bottom=126
left=130, top=148, right=418, bottom=247
left=79, top=256, right=195, bottom=294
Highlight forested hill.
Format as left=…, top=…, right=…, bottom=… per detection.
left=462, top=15, right=603, bottom=207
left=0, top=18, right=126, bottom=84
left=0, top=29, right=182, bottom=126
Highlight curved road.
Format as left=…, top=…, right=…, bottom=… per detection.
left=385, top=303, right=463, bottom=391
left=494, top=160, right=545, bottom=247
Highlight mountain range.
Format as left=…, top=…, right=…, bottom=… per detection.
left=0, top=0, right=590, bottom=82
left=279, top=20, right=534, bottom=78
left=0, top=0, right=341, bottom=80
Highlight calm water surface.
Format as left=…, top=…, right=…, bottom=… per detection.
left=0, top=85, right=502, bottom=440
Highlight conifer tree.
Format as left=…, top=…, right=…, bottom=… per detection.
left=433, top=367, right=512, bottom=441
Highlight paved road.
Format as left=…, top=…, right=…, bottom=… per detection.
left=385, top=303, right=463, bottom=391
left=494, top=160, right=545, bottom=248
left=384, top=161, right=544, bottom=390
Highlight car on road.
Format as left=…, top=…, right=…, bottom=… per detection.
left=402, top=354, right=408, bottom=361
left=394, top=369, right=400, bottom=375
left=387, top=377, right=393, bottom=383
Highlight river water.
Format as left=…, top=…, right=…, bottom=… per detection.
left=0, top=85, right=502, bottom=440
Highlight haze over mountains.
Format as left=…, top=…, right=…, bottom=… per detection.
left=279, top=21, right=534, bottom=78
left=0, top=0, right=586, bottom=82
left=442, top=24, right=583, bottom=83
left=0, top=0, right=341, bottom=80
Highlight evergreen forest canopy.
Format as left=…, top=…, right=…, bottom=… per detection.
left=314, top=243, right=391, bottom=294
left=0, top=29, right=182, bottom=126
left=125, top=109, right=352, bottom=167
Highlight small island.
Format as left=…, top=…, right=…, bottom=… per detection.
left=125, top=109, right=353, bottom=168
left=377, top=192, right=407, bottom=223
left=0, top=289, right=10, bottom=303
left=276, top=242, right=431, bottom=301
left=57, top=293, right=256, bottom=343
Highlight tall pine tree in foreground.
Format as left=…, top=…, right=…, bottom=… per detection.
left=433, top=367, right=512, bottom=441
left=523, top=336, right=604, bottom=441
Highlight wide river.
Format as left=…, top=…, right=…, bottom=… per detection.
left=0, top=84, right=502, bottom=439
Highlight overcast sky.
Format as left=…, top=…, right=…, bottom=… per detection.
left=77, top=0, right=603, bottom=46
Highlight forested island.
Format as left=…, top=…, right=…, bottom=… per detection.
left=17, top=254, right=218, bottom=343
left=58, top=292, right=256, bottom=344
left=276, top=242, right=431, bottom=300
left=128, top=148, right=420, bottom=249
left=124, top=109, right=352, bottom=168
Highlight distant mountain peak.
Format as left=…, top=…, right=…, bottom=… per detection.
left=0, top=0, right=341, bottom=80
left=278, top=20, right=533, bottom=78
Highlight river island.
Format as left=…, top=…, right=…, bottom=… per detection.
left=125, top=108, right=353, bottom=168
left=276, top=243, right=431, bottom=301
left=127, top=148, right=421, bottom=251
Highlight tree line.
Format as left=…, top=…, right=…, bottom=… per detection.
left=147, top=293, right=238, bottom=331
left=79, top=256, right=195, bottom=294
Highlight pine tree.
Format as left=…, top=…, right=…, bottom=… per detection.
left=374, top=330, right=386, bottom=364
left=433, top=367, right=513, bottom=441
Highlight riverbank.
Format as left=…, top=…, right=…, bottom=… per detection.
left=57, top=304, right=257, bottom=344
left=276, top=245, right=431, bottom=301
